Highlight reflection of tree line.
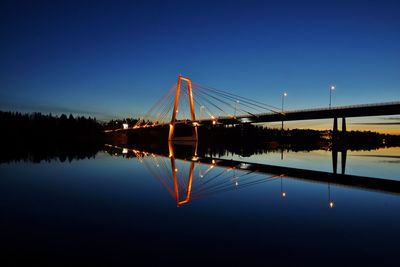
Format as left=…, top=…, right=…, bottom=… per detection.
left=129, top=124, right=400, bottom=158
left=1, top=111, right=400, bottom=163
left=0, top=111, right=103, bottom=163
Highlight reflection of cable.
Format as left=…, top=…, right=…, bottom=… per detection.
left=138, top=145, right=288, bottom=206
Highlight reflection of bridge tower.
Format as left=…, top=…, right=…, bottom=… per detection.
left=168, top=142, right=195, bottom=206
left=169, top=75, right=198, bottom=141
left=134, top=143, right=279, bottom=207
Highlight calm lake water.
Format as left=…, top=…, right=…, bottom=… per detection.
left=1, top=146, right=399, bottom=266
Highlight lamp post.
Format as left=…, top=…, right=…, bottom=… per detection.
left=281, top=92, right=287, bottom=131
left=329, top=85, right=335, bottom=109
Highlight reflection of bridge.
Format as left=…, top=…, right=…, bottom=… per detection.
left=106, top=144, right=400, bottom=207
left=129, top=75, right=400, bottom=141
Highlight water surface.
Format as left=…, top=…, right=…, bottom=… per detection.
left=1, top=146, right=399, bottom=266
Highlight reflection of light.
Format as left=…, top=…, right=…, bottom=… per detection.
left=212, top=159, right=216, bottom=164
left=235, top=181, right=239, bottom=186
left=156, top=164, right=159, bottom=167
left=282, top=192, right=286, bottom=197
left=122, top=148, right=128, bottom=154
left=240, top=163, right=250, bottom=169
left=328, top=183, right=334, bottom=209
left=192, top=122, right=200, bottom=126
left=123, top=123, right=128, bottom=129
left=114, top=153, right=118, bottom=156
left=175, top=168, right=178, bottom=172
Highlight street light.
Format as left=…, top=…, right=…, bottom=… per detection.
left=281, top=92, right=288, bottom=131
left=329, top=85, right=336, bottom=109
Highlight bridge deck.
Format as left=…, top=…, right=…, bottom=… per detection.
left=211, top=101, right=400, bottom=124
left=129, top=101, right=400, bottom=129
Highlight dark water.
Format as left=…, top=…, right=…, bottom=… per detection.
left=1, top=145, right=399, bottom=266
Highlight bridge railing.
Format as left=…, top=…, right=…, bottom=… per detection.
left=229, top=101, right=400, bottom=119
left=133, top=101, right=400, bottom=126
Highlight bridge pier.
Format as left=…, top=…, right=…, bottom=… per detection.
left=332, top=117, right=347, bottom=135
left=333, top=117, right=338, bottom=134
left=342, top=117, right=346, bottom=132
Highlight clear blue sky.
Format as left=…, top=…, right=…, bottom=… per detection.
left=1, top=0, right=399, bottom=121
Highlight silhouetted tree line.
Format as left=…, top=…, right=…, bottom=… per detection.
left=333, top=130, right=400, bottom=150
left=126, top=123, right=400, bottom=157
left=0, top=111, right=103, bottom=163
left=103, top=118, right=138, bottom=130
left=2, top=110, right=399, bottom=162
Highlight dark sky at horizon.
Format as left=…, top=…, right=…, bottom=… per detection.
left=1, top=0, right=399, bottom=128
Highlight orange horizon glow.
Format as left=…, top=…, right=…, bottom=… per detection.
left=262, top=117, right=400, bottom=135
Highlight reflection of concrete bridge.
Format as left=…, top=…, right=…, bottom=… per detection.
left=106, top=144, right=400, bottom=207
left=129, top=76, right=400, bottom=141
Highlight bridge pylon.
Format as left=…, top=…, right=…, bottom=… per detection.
left=168, top=75, right=198, bottom=141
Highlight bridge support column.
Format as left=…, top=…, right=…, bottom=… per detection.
left=333, top=117, right=338, bottom=134
left=342, top=117, right=346, bottom=132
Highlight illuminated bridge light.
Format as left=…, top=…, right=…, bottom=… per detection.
left=240, top=163, right=250, bottom=169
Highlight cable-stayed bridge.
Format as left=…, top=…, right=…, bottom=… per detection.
left=129, top=75, right=399, bottom=141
